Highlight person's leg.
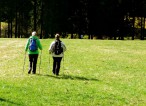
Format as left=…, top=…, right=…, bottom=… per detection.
left=56, top=57, right=62, bottom=75
left=32, top=54, right=38, bottom=74
left=28, top=54, right=33, bottom=74
left=53, top=57, right=57, bottom=74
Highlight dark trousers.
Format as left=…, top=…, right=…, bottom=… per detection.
left=28, top=54, right=38, bottom=74
left=53, top=57, right=62, bottom=75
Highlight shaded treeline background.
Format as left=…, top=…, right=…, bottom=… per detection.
left=0, top=0, right=146, bottom=40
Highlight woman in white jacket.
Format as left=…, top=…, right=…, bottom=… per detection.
left=49, top=33, right=66, bottom=76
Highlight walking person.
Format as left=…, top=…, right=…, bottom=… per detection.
left=25, top=31, right=42, bottom=74
left=49, top=33, right=66, bottom=76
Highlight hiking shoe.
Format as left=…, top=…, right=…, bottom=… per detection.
left=32, top=72, right=36, bottom=74
left=28, top=71, right=31, bottom=74
left=53, top=70, right=56, bottom=75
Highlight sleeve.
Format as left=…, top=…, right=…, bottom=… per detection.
left=62, top=42, right=66, bottom=52
left=49, top=42, right=55, bottom=53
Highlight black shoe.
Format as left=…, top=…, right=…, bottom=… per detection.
left=28, top=68, right=32, bottom=74
left=53, top=70, right=56, bottom=75
left=28, top=71, right=31, bottom=74
left=32, top=72, right=36, bottom=74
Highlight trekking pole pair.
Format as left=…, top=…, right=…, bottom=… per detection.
left=39, top=50, right=42, bottom=74
left=23, top=52, right=27, bottom=73
left=23, top=50, right=42, bottom=74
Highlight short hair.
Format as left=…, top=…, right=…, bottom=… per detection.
left=32, top=31, right=36, bottom=36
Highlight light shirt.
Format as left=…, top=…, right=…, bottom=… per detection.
left=49, top=40, right=66, bottom=57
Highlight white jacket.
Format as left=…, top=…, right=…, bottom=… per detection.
left=49, top=40, right=66, bottom=57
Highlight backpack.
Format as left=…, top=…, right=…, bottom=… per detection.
left=54, top=40, right=63, bottom=55
left=29, top=38, right=38, bottom=51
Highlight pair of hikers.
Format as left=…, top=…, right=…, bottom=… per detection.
left=25, top=31, right=66, bottom=75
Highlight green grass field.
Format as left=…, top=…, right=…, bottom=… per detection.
left=0, top=38, right=146, bottom=106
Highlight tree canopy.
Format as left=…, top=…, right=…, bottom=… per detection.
left=0, top=0, right=146, bottom=39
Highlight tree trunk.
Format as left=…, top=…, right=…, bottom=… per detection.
left=40, top=1, right=44, bottom=39
left=15, top=12, right=18, bottom=38
left=141, top=17, right=144, bottom=40
left=71, top=33, right=73, bottom=39
left=144, top=18, right=145, bottom=40
left=33, top=0, right=37, bottom=31
left=8, top=22, right=10, bottom=38
left=0, top=22, right=1, bottom=38
left=18, top=12, right=20, bottom=38
left=10, top=20, right=12, bottom=38
left=132, top=16, right=135, bottom=40
left=15, top=0, right=18, bottom=38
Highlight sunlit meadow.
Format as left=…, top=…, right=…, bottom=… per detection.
left=0, top=38, right=146, bottom=106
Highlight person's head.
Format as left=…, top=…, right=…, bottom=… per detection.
left=32, top=31, right=37, bottom=36
left=55, top=33, right=60, bottom=40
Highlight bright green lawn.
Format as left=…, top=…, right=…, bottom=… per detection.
left=0, top=38, right=146, bottom=106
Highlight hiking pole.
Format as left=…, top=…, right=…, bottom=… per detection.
left=63, top=56, right=64, bottom=70
left=63, top=53, right=65, bottom=70
left=48, top=52, right=51, bottom=72
left=23, top=52, right=26, bottom=73
left=39, top=50, right=42, bottom=74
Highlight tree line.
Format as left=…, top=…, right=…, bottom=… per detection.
left=0, top=0, right=146, bottom=40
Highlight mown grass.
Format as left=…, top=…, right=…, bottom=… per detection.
left=0, top=38, right=146, bottom=106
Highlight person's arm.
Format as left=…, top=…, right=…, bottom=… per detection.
left=62, top=42, right=66, bottom=52
left=49, top=42, right=55, bottom=54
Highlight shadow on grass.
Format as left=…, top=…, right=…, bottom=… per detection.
left=0, top=98, right=21, bottom=105
left=40, top=74, right=99, bottom=82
